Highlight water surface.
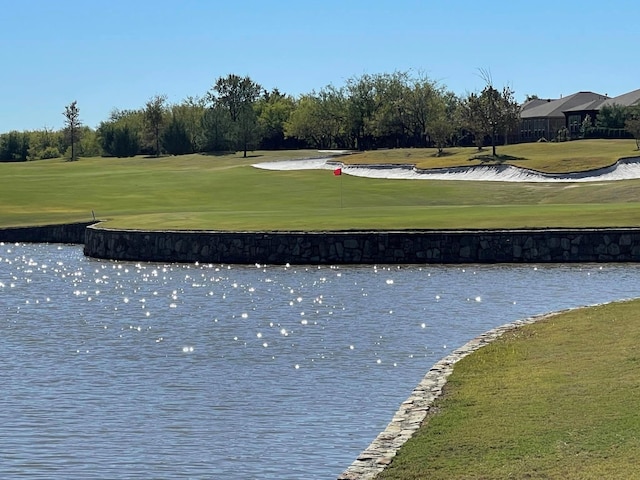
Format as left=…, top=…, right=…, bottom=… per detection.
left=1, top=243, right=639, bottom=479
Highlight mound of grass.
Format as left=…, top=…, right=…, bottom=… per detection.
left=1, top=142, right=640, bottom=230
left=378, top=299, right=640, bottom=480
left=347, top=139, right=639, bottom=173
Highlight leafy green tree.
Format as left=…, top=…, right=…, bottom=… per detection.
left=97, top=109, right=143, bottom=157
left=596, top=104, right=628, bottom=129
left=143, top=94, right=168, bottom=157
left=316, top=85, right=348, bottom=148
left=427, top=91, right=460, bottom=154
left=209, top=74, right=262, bottom=157
left=405, top=74, right=442, bottom=147
left=625, top=106, right=640, bottom=150
left=170, top=97, right=206, bottom=152
left=345, top=74, right=378, bottom=150
left=255, top=88, right=296, bottom=149
left=27, top=128, right=62, bottom=160
left=285, top=87, right=348, bottom=149
left=461, top=91, right=489, bottom=150
left=63, top=100, right=81, bottom=161
left=78, top=127, right=102, bottom=157
left=284, top=95, right=324, bottom=148
left=370, top=71, right=413, bottom=147
left=162, top=113, right=193, bottom=155
left=200, top=103, right=234, bottom=152
left=0, top=131, right=29, bottom=162
left=462, top=74, right=519, bottom=156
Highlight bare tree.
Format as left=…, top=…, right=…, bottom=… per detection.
left=463, top=70, right=519, bottom=156
left=63, top=101, right=81, bottom=161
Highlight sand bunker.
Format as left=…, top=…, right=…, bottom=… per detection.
left=253, top=156, right=640, bottom=183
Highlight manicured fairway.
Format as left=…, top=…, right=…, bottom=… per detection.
left=1, top=141, right=640, bottom=230
left=378, top=299, right=640, bottom=479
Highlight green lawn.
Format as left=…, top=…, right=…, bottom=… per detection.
left=1, top=140, right=640, bottom=230
left=378, top=299, right=640, bottom=479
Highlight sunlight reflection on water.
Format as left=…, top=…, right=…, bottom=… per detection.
left=1, top=243, right=639, bottom=479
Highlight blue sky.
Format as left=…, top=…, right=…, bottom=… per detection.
left=1, top=0, right=638, bottom=132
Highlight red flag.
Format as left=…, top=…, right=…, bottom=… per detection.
left=333, top=168, right=342, bottom=176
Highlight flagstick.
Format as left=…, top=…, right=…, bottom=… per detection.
left=340, top=172, right=343, bottom=209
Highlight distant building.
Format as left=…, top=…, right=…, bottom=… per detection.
left=562, top=88, right=640, bottom=137
left=519, top=92, right=608, bottom=142
left=518, top=89, right=640, bottom=142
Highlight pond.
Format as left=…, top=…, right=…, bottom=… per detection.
left=2, top=243, right=639, bottom=479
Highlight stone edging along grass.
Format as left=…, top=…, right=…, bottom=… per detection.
left=337, top=308, right=577, bottom=480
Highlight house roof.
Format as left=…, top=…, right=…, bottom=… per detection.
left=521, top=98, right=553, bottom=112
left=600, top=88, right=640, bottom=108
left=563, top=89, right=640, bottom=113
left=520, top=91, right=608, bottom=119
left=563, top=98, right=608, bottom=113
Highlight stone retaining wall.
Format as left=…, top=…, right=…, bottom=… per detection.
left=84, top=226, right=640, bottom=264
left=0, top=222, right=96, bottom=245
left=338, top=310, right=566, bottom=479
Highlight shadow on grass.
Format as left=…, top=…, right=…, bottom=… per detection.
left=430, top=151, right=456, bottom=158
left=200, top=151, right=264, bottom=159
left=469, top=153, right=527, bottom=163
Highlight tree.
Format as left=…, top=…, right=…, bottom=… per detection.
left=596, top=104, right=628, bottom=129
left=285, top=87, right=348, bottom=149
left=405, top=74, right=442, bottom=147
left=285, top=95, right=324, bottom=148
left=78, top=127, right=102, bottom=157
left=461, top=91, right=490, bottom=150
left=0, top=131, right=29, bottom=162
left=200, top=103, right=234, bottom=152
left=162, top=113, right=193, bottom=155
left=97, top=109, right=143, bottom=157
left=255, top=88, right=296, bottom=149
left=63, top=101, right=81, bottom=161
left=170, top=97, right=206, bottom=152
left=462, top=73, right=519, bottom=156
left=209, top=74, right=262, bottom=157
left=625, top=106, right=640, bottom=150
left=369, top=71, right=411, bottom=147
left=427, top=91, right=460, bottom=155
left=580, top=114, right=593, bottom=139
left=27, top=127, right=62, bottom=160
left=143, top=94, right=167, bottom=157
left=345, top=74, right=378, bottom=150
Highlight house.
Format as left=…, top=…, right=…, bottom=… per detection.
left=519, top=88, right=640, bottom=142
left=519, top=91, right=608, bottom=142
left=562, top=88, right=640, bottom=137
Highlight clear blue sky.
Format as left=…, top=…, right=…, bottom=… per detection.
left=1, top=0, right=638, bottom=132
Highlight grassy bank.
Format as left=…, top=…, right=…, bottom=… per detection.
left=378, top=299, right=640, bottom=479
left=350, top=139, right=640, bottom=173
left=1, top=140, right=640, bottom=230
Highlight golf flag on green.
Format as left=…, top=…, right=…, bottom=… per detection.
left=333, top=167, right=342, bottom=176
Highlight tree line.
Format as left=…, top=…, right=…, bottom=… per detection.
left=2, top=71, right=639, bottom=162
left=577, top=104, right=640, bottom=148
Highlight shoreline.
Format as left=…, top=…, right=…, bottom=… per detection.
left=338, top=301, right=624, bottom=479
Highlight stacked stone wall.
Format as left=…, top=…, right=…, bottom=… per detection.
left=0, top=222, right=95, bottom=245
left=83, top=226, right=640, bottom=264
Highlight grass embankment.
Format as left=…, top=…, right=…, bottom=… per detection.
left=378, top=299, right=640, bottom=479
left=1, top=140, right=640, bottom=230
left=351, top=139, right=639, bottom=173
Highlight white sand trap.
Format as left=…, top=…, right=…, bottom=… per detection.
left=253, top=156, right=640, bottom=183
